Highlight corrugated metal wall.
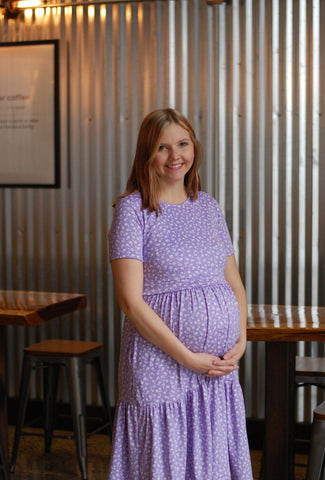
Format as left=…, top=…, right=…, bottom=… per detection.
left=0, top=0, right=324, bottom=421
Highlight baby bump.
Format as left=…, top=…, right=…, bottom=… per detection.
left=146, top=284, right=240, bottom=358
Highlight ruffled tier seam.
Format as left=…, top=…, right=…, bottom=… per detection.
left=117, top=375, right=238, bottom=411
left=109, top=377, right=253, bottom=480
left=143, top=280, right=230, bottom=298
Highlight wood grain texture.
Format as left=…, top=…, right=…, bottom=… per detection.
left=247, top=304, right=325, bottom=342
left=0, top=291, right=87, bottom=326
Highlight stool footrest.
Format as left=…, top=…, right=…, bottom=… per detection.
left=87, top=421, right=112, bottom=437
left=21, top=430, right=75, bottom=440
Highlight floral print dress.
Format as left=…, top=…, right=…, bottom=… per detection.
left=108, top=191, right=253, bottom=480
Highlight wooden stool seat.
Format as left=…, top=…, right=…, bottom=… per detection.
left=10, top=339, right=112, bottom=480
left=24, top=339, right=103, bottom=356
left=295, top=356, right=325, bottom=388
left=296, top=356, right=325, bottom=377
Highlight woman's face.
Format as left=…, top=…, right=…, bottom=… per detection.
left=152, top=123, right=194, bottom=188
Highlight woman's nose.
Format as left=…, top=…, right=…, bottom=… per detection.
left=170, top=148, right=180, bottom=160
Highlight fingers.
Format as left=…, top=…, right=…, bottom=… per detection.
left=223, top=339, right=247, bottom=362
left=211, top=357, right=237, bottom=368
left=205, top=361, right=239, bottom=377
left=205, top=367, right=238, bottom=377
left=190, top=352, right=239, bottom=376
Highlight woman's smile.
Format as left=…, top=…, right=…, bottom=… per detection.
left=165, top=162, right=184, bottom=169
left=153, top=123, right=194, bottom=186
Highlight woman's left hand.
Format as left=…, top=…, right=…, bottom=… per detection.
left=223, top=338, right=247, bottom=364
left=205, top=338, right=247, bottom=377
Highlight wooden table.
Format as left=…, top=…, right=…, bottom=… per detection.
left=247, top=304, right=325, bottom=480
left=0, top=290, right=87, bottom=479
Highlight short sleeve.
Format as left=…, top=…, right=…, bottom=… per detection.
left=108, top=196, right=144, bottom=262
left=214, top=202, right=234, bottom=257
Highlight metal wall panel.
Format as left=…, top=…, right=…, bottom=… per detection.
left=0, top=0, right=324, bottom=421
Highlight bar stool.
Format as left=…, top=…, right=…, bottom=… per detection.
left=296, top=356, right=325, bottom=389
left=10, top=339, right=112, bottom=480
left=295, top=356, right=325, bottom=463
left=306, top=400, right=325, bottom=480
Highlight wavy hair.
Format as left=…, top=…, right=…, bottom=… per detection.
left=113, top=108, right=202, bottom=214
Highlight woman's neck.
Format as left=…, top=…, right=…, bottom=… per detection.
left=158, top=185, right=188, bottom=205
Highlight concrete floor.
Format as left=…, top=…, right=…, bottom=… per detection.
left=6, top=426, right=308, bottom=480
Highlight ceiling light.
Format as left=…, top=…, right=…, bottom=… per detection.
left=17, top=0, right=41, bottom=7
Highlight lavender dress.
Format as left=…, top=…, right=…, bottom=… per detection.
left=108, top=191, right=253, bottom=480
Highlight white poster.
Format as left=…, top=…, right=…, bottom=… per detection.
left=0, top=40, right=60, bottom=187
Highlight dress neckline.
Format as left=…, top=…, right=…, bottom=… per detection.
left=159, top=196, right=191, bottom=207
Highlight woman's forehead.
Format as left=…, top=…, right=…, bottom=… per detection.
left=159, top=123, right=191, bottom=141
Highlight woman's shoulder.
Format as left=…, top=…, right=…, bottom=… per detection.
left=195, top=192, right=225, bottom=219
left=197, top=191, right=220, bottom=208
left=114, top=192, right=142, bottom=211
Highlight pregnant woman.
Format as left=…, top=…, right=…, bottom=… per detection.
left=108, top=108, right=253, bottom=479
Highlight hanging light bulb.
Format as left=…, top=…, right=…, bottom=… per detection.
left=17, top=0, right=41, bottom=8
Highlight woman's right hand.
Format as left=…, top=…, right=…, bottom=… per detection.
left=185, top=351, right=239, bottom=377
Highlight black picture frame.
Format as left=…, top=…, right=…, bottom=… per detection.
left=0, top=39, right=60, bottom=188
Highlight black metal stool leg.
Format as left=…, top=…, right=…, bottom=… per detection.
left=43, top=363, right=60, bottom=453
left=92, top=356, right=113, bottom=436
left=65, top=357, right=88, bottom=480
left=10, top=353, right=33, bottom=474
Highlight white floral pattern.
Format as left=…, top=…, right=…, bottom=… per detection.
left=108, top=191, right=253, bottom=479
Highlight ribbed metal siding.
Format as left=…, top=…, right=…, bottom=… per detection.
left=0, top=0, right=324, bottom=421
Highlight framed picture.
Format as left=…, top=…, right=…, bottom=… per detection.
left=0, top=40, right=60, bottom=188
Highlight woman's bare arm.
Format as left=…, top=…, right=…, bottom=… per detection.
left=222, top=254, right=248, bottom=363
left=111, top=257, right=239, bottom=376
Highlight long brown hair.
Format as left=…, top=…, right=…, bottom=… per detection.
left=113, top=108, right=202, bottom=214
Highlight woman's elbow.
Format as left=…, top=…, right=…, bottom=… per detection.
left=116, top=294, right=143, bottom=318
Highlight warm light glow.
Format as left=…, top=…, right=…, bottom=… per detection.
left=125, top=4, right=131, bottom=23
left=137, top=4, right=143, bottom=24
left=53, top=5, right=60, bottom=23
left=65, top=6, right=72, bottom=18
left=100, top=5, right=106, bottom=20
left=112, top=4, right=118, bottom=24
left=24, top=8, right=33, bottom=19
left=77, top=5, right=83, bottom=19
left=35, top=7, right=44, bottom=18
left=88, top=5, right=94, bottom=19
left=17, top=0, right=41, bottom=8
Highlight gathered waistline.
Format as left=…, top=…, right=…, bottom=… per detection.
left=143, top=281, right=230, bottom=298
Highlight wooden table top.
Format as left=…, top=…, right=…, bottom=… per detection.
left=0, top=290, right=87, bottom=326
left=247, top=304, right=325, bottom=342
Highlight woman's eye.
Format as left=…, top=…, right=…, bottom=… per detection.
left=180, top=142, right=189, bottom=147
left=158, top=145, right=167, bottom=151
